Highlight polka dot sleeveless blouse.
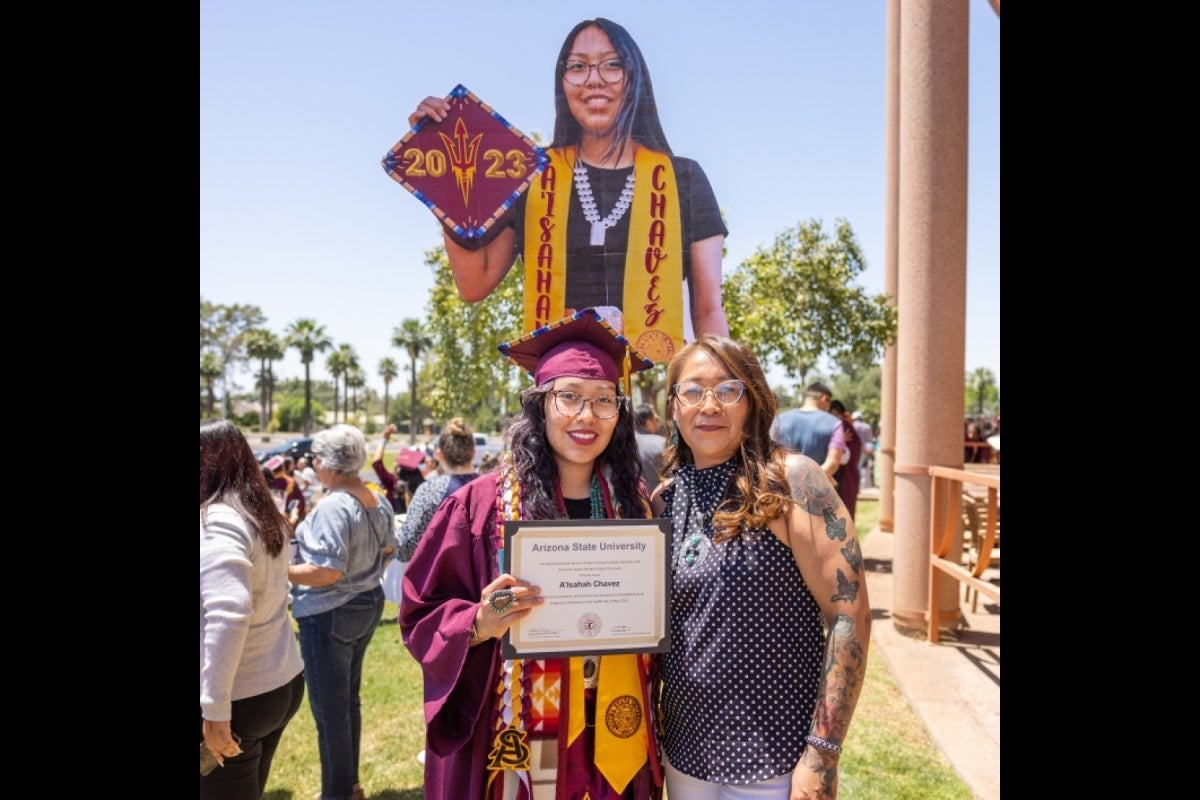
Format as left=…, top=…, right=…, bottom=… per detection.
left=660, top=459, right=825, bottom=783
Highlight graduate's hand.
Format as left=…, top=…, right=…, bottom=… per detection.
left=473, top=575, right=543, bottom=641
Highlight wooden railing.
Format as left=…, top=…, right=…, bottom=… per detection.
left=927, top=465, right=1000, bottom=643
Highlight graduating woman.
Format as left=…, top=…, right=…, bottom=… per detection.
left=401, top=308, right=663, bottom=800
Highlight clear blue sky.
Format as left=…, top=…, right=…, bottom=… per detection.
left=201, top=1, right=999, bottom=401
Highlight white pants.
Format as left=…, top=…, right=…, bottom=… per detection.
left=663, top=752, right=791, bottom=800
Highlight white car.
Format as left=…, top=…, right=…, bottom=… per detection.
left=473, top=433, right=503, bottom=469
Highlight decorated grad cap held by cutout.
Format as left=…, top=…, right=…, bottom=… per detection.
left=498, top=307, right=654, bottom=395
left=381, top=85, right=547, bottom=245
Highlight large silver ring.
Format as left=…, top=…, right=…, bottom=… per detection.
left=487, top=588, right=516, bottom=614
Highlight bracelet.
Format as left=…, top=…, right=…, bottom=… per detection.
left=804, top=734, right=842, bottom=754
left=468, top=620, right=485, bottom=646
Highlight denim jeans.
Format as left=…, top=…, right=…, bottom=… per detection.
left=297, top=585, right=385, bottom=800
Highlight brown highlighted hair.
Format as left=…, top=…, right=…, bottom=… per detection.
left=200, top=419, right=290, bottom=556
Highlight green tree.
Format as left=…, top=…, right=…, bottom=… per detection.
left=965, top=367, right=999, bottom=417
left=824, top=348, right=884, bottom=427
left=337, top=344, right=360, bottom=422
left=392, top=316, right=434, bottom=444
left=420, top=243, right=524, bottom=433
left=200, top=352, right=223, bottom=418
left=326, top=347, right=350, bottom=424
left=346, top=366, right=366, bottom=419
left=245, top=328, right=283, bottom=432
left=284, top=318, right=333, bottom=435
left=200, top=298, right=267, bottom=419
left=723, top=219, right=897, bottom=384
left=378, top=357, right=400, bottom=421
left=276, top=396, right=326, bottom=433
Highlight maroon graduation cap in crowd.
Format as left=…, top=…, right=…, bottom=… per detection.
left=394, top=448, right=426, bottom=471
left=382, top=85, right=547, bottom=244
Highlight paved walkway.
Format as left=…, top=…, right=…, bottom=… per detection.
left=860, top=521, right=999, bottom=800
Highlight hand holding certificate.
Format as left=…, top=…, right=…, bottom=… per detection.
left=500, top=518, right=672, bottom=659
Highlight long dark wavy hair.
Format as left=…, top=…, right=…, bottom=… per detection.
left=661, top=335, right=793, bottom=542
left=200, top=419, right=290, bottom=556
left=506, top=381, right=647, bottom=520
left=551, top=18, right=673, bottom=166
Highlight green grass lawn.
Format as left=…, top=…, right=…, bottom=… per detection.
left=264, top=498, right=973, bottom=799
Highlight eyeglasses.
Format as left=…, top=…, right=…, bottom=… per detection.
left=672, top=380, right=747, bottom=408
left=562, top=59, right=625, bottom=86
left=550, top=390, right=622, bottom=419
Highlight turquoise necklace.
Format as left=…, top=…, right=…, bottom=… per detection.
left=553, top=465, right=614, bottom=520
left=674, top=459, right=738, bottom=569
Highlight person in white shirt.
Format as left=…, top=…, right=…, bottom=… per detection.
left=294, top=456, right=318, bottom=503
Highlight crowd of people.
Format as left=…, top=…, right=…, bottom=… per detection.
left=964, top=414, right=1000, bottom=463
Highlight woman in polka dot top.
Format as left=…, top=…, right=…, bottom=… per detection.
left=650, top=335, right=872, bottom=799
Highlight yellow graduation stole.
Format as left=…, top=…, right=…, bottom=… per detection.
left=523, top=146, right=685, bottom=364
left=567, top=654, right=650, bottom=794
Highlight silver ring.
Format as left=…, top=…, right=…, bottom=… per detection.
left=487, top=588, right=516, bottom=614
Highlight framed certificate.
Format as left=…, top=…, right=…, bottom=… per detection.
left=500, top=518, right=672, bottom=659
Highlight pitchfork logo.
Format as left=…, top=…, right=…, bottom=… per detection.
left=438, top=118, right=483, bottom=207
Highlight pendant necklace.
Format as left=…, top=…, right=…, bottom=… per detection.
left=574, top=161, right=635, bottom=246
left=682, top=513, right=708, bottom=567
left=675, top=460, right=737, bottom=570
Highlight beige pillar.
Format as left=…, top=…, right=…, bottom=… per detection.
left=891, top=0, right=970, bottom=633
left=878, top=0, right=901, bottom=533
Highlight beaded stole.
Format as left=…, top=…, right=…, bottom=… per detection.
left=485, top=463, right=613, bottom=792
left=486, top=459, right=653, bottom=796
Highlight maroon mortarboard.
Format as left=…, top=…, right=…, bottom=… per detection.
left=394, top=449, right=426, bottom=471
left=381, top=84, right=547, bottom=244
left=498, top=307, right=654, bottom=388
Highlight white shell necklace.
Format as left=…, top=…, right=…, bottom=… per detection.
left=574, top=161, right=635, bottom=246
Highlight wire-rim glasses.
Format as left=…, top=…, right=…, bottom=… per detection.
left=562, top=59, right=625, bottom=86
left=672, top=380, right=747, bottom=407
left=550, top=390, right=622, bottom=419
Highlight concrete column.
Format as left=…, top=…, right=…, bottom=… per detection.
left=878, top=0, right=900, bottom=533
left=891, top=0, right=970, bottom=633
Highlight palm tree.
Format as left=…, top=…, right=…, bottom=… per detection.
left=326, top=348, right=349, bottom=423
left=284, top=318, right=332, bottom=435
left=337, top=344, right=359, bottom=423
left=200, top=353, right=222, bottom=418
left=245, top=328, right=283, bottom=432
left=392, top=318, right=432, bottom=444
left=346, top=367, right=366, bottom=420
left=378, top=357, right=399, bottom=423
left=264, top=338, right=284, bottom=425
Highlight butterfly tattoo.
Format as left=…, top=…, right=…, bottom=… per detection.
left=831, top=568, right=860, bottom=603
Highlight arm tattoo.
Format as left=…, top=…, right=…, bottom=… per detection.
left=841, top=538, right=862, bottom=573
left=832, top=568, right=860, bottom=603
left=822, top=508, right=847, bottom=541
left=809, top=614, right=867, bottom=743
left=787, top=456, right=860, bottom=572
left=788, top=458, right=851, bottom=540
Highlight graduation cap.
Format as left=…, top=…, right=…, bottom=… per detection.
left=394, top=448, right=426, bottom=471
left=498, top=307, right=654, bottom=391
